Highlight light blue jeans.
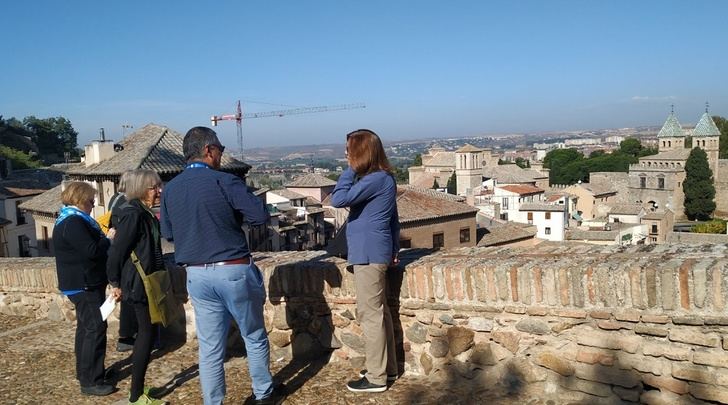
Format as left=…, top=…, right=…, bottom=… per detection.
left=186, top=261, right=273, bottom=404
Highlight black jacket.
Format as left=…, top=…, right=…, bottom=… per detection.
left=54, top=215, right=110, bottom=291
left=106, top=200, right=165, bottom=303
left=108, top=192, right=127, bottom=229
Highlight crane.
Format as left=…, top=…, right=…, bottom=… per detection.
left=210, top=100, right=366, bottom=160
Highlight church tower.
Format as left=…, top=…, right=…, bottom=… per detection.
left=455, top=144, right=484, bottom=195
left=692, top=103, right=721, bottom=181
left=657, top=107, right=686, bottom=152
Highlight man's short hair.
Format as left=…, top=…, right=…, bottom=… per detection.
left=61, top=181, right=96, bottom=207
left=183, top=126, right=220, bottom=161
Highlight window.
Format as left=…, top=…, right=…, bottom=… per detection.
left=459, top=228, right=470, bottom=243
left=15, top=201, right=26, bottom=225
left=545, top=227, right=551, bottom=235
left=500, top=213, right=508, bottom=221
left=41, top=226, right=49, bottom=250
left=501, top=197, right=509, bottom=210
left=545, top=212, right=551, bottom=220
left=18, top=235, right=30, bottom=257
left=651, top=224, right=658, bottom=234
left=433, top=232, right=444, bottom=249
left=400, top=238, right=412, bottom=249
left=640, top=176, right=646, bottom=189
left=658, top=177, right=665, bottom=189
left=527, top=212, right=533, bottom=224
left=614, top=218, right=620, bottom=223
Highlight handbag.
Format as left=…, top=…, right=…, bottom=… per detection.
left=130, top=251, right=180, bottom=327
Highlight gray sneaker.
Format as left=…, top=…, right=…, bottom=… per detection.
left=359, top=370, right=398, bottom=382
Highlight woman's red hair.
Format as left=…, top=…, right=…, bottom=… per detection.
left=346, top=129, right=392, bottom=176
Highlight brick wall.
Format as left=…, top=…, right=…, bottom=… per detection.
left=3, top=244, right=728, bottom=403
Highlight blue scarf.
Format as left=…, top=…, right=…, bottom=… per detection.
left=55, top=205, right=102, bottom=233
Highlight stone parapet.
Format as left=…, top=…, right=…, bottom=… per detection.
left=3, top=243, right=728, bottom=403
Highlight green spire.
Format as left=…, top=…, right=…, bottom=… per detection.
left=657, top=110, right=685, bottom=138
left=693, top=111, right=721, bottom=137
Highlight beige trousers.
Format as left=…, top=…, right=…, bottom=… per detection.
left=354, top=263, right=397, bottom=385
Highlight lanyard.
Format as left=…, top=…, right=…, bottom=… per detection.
left=186, top=162, right=210, bottom=169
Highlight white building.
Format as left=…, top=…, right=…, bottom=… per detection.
left=492, top=184, right=544, bottom=222
left=518, top=203, right=568, bottom=242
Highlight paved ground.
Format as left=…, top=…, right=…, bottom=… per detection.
left=0, top=314, right=549, bottom=405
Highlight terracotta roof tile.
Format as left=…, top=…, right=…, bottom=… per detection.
left=477, top=222, right=537, bottom=246
left=498, top=184, right=544, bottom=195
left=285, top=173, right=337, bottom=187
left=397, top=186, right=477, bottom=224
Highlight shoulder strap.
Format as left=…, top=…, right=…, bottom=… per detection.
left=130, top=251, right=146, bottom=277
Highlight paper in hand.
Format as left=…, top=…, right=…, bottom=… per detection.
left=99, top=295, right=116, bottom=321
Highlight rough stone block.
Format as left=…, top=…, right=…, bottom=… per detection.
left=416, top=312, right=433, bottom=325
left=634, top=324, right=668, bottom=337
left=693, top=262, right=708, bottom=309
left=492, top=330, right=520, bottom=354
left=268, top=330, right=292, bottom=348
left=641, top=314, right=670, bottom=324
left=576, top=329, right=641, bottom=353
left=704, top=316, right=728, bottom=326
left=597, top=320, right=632, bottom=331
left=504, top=305, right=526, bottom=314
left=469, top=342, right=498, bottom=366
left=515, top=318, right=550, bottom=335
left=526, top=307, right=549, bottom=316
left=689, top=382, right=728, bottom=403
left=671, top=363, right=728, bottom=385
left=576, top=348, right=616, bottom=366
left=669, top=328, right=720, bottom=347
left=642, top=341, right=692, bottom=361
left=429, top=337, right=449, bottom=358
left=446, top=326, right=474, bottom=356
left=639, top=390, right=683, bottom=405
left=671, top=315, right=704, bottom=326
left=405, top=322, right=428, bottom=344
left=640, top=373, right=689, bottom=395
left=534, top=351, right=574, bottom=376
left=467, top=316, right=493, bottom=332
left=551, top=319, right=587, bottom=334
left=613, top=385, right=641, bottom=402
left=573, top=362, right=641, bottom=388
left=559, top=376, right=612, bottom=397
left=420, top=352, right=433, bottom=375
left=554, top=309, right=587, bottom=319
left=340, top=332, right=366, bottom=354
left=693, top=349, right=728, bottom=369
left=507, top=357, right=547, bottom=383
left=614, top=310, right=641, bottom=323
left=615, top=352, right=670, bottom=376
left=589, top=310, right=612, bottom=320
left=660, top=261, right=677, bottom=311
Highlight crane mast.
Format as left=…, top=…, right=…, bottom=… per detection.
left=210, top=100, right=365, bottom=160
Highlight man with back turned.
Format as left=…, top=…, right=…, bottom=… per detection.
left=160, top=126, right=275, bottom=405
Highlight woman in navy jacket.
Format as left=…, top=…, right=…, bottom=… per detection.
left=331, top=129, right=400, bottom=393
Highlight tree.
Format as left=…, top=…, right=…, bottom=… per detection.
left=412, top=154, right=422, bottom=166
left=446, top=172, right=457, bottom=194
left=0, top=145, right=43, bottom=169
left=619, top=138, right=642, bottom=157
left=432, top=178, right=440, bottom=189
left=543, top=148, right=584, bottom=185
left=22, top=116, right=79, bottom=163
left=514, top=157, right=530, bottom=168
left=683, top=147, right=716, bottom=220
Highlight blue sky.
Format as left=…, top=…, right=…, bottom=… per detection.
left=1, top=1, right=726, bottom=149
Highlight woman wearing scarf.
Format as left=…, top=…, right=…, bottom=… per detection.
left=106, top=169, right=167, bottom=405
left=53, top=181, right=117, bottom=396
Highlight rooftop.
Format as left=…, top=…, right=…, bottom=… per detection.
left=657, top=112, right=685, bottom=138
left=519, top=203, right=564, bottom=212
left=693, top=112, right=722, bottom=137
left=396, top=186, right=477, bottom=224
left=477, top=222, right=537, bottom=247
left=285, top=173, right=337, bottom=188
left=497, top=184, right=544, bottom=196
left=608, top=203, right=645, bottom=216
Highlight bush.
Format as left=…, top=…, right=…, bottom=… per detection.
left=691, top=219, right=727, bottom=234
left=0, top=145, right=43, bottom=169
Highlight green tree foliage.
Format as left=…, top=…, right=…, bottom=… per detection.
left=412, top=153, right=422, bottom=166
left=543, top=148, right=584, bottom=184
left=391, top=166, right=409, bottom=184
left=691, top=219, right=727, bottom=234
left=683, top=147, right=716, bottom=220
left=446, top=172, right=457, bottom=194
left=22, top=116, right=79, bottom=163
left=326, top=172, right=341, bottom=182
left=514, top=157, right=530, bottom=168
left=619, top=138, right=657, bottom=158
left=714, top=116, right=728, bottom=159
left=0, top=116, right=39, bottom=154
left=432, top=178, right=440, bottom=189
left=0, top=145, right=43, bottom=169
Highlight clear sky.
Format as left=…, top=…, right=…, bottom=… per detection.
left=2, top=0, right=726, bottom=150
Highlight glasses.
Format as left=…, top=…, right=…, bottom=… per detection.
left=208, top=144, right=225, bottom=153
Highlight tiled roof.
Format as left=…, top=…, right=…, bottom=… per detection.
left=18, top=184, right=63, bottom=216
left=477, top=222, right=537, bottom=247
left=397, top=185, right=477, bottom=224
left=643, top=208, right=672, bottom=220
left=693, top=112, right=721, bottom=137
left=657, top=112, right=685, bottom=138
left=639, top=148, right=691, bottom=161
left=455, top=144, right=483, bottom=153
left=285, top=173, right=337, bottom=188
left=66, top=124, right=250, bottom=177
left=582, top=182, right=617, bottom=196
left=483, top=165, right=541, bottom=184
left=410, top=172, right=437, bottom=189
left=426, top=151, right=456, bottom=167
left=608, top=203, right=644, bottom=215
left=269, top=188, right=306, bottom=200
left=305, top=196, right=322, bottom=206
left=519, top=203, right=565, bottom=212
left=498, top=184, right=544, bottom=196
left=567, top=229, right=617, bottom=241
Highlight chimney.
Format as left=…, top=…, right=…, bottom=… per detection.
left=84, top=128, right=116, bottom=167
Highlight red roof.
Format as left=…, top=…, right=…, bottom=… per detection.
left=498, top=184, right=543, bottom=196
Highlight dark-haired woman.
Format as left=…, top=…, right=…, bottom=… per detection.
left=331, top=129, right=400, bottom=393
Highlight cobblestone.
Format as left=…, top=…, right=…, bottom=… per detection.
left=0, top=314, right=555, bottom=404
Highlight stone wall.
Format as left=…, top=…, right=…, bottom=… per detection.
left=715, top=160, right=728, bottom=216
left=3, top=244, right=728, bottom=403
